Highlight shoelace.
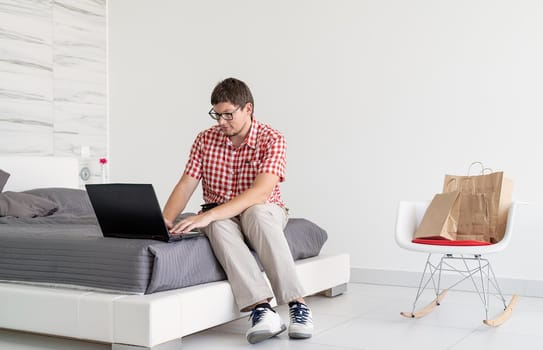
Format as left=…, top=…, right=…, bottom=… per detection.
left=289, top=303, right=311, bottom=325
left=248, top=307, right=268, bottom=327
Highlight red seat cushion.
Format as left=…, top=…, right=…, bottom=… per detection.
left=412, top=238, right=491, bottom=246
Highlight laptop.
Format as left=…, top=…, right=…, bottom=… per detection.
left=85, top=183, right=203, bottom=242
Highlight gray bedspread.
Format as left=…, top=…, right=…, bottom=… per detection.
left=0, top=215, right=328, bottom=294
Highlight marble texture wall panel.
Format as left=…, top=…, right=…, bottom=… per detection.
left=52, top=0, right=107, bottom=84
left=0, top=99, right=53, bottom=155
left=54, top=79, right=106, bottom=106
left=54, top=101, right=106, bottom=154
left=0, top=0, right=54, bottom=156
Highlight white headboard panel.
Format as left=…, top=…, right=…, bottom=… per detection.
left=0, top=156, right=80, bottom=191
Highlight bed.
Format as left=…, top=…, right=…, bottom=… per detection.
left=0, top=156, right=350, bottom=350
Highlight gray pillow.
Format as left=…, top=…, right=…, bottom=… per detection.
left=283, top=218, right=328, bottom=260
left=0, top=191, right=59, bottom=218
left=23, top=188, right=94, bottom=217
left=0, top=169, right=9, bottom=192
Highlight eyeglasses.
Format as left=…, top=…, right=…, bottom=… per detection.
left=208, top=106, right=241, bottom=121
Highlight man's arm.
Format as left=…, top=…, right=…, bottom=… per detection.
left=170, top=172, right=279, bottom=233
left=163, top=173, right=200, bottom=229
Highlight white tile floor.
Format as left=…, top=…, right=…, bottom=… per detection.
left=1, top=282, right=542, bottom=350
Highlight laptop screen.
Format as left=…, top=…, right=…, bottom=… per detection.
left=86, top=183, right=170, bottom=240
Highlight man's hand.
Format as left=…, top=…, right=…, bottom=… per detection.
left=170, top=212, right=213, bottom=234
left=164, top=218, right=174, bottom=230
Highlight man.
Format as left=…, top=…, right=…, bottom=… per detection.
left=163, top=77, right=313, bottom=344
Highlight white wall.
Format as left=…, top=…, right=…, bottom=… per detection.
left=109, top=0, right=543, bottom=284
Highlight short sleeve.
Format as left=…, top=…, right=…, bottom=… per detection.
left=184, top=132, right=204, bottom=180
left=259, top=133, right=287, bottom=182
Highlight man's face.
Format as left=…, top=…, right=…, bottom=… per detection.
left=212, top=101, right=252, bottom=138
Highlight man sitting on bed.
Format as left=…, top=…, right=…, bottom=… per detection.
left=163, top=77, right=313, bottom=344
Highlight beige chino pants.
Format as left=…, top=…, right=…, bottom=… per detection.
left=202, top=203, right=306, bottom=312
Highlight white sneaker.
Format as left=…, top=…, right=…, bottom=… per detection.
left=246, top=305, right=287, bottom=344
left=288, top=302, right=313, bottom=339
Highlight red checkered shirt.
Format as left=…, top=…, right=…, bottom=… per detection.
left=184, top=119, right=286, bottom=207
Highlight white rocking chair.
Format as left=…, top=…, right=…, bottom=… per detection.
left=394, top=201, right=522, bottom=326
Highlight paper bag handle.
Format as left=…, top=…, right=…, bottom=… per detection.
left=467, top=161, right=495, bottom=175
left=467, top=161, right=485, bottom=175
left=482, top=167, right=493, bottom=174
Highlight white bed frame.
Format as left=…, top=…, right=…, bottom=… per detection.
left=0, top=156, right=350, bottom=349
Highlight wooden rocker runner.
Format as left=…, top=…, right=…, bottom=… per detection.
left=400, top=289, right=448, bottom=319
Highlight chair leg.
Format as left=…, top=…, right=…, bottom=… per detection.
left=401, top=254, right=448, bottom=318
left=470, top=255, right=518, bottom=326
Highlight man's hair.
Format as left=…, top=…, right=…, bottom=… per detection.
left=211, top=78, right=254, bottom=115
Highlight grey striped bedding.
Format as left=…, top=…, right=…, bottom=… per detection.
left=0, top=216, right=327, bottom=294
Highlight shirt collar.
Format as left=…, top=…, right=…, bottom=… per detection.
left=221, top=118, right=259, bottom=149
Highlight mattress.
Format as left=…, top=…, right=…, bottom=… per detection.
left=0, top=215, right=328, bottom=294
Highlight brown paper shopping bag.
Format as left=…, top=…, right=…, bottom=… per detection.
left=443, top=170, right=513, bottom=243
left=414, top=191, right=461, bottom=240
